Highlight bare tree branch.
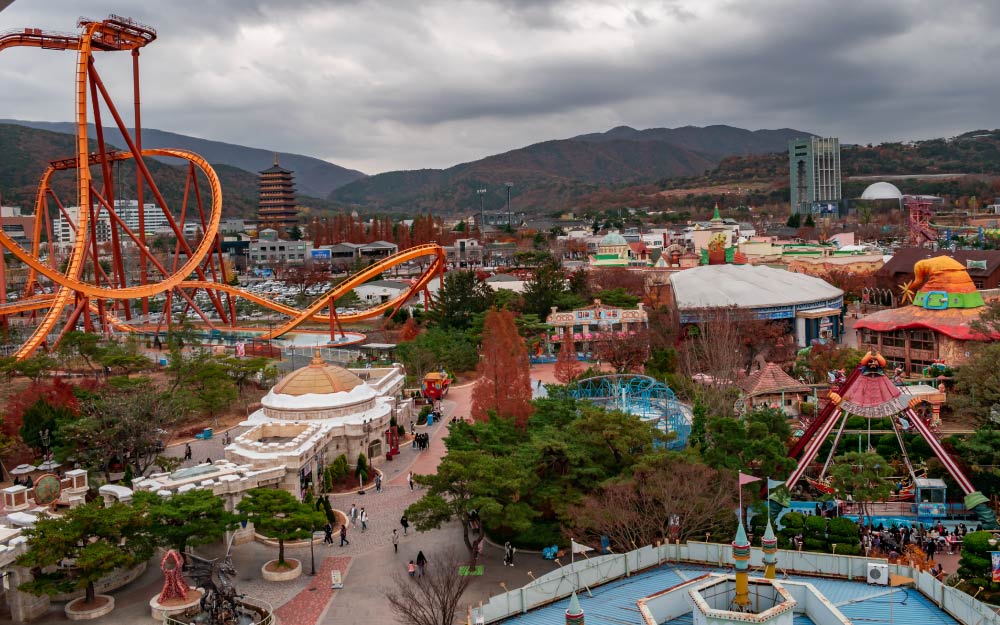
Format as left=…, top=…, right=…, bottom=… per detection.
left=384, top=548, right=475, bottom=625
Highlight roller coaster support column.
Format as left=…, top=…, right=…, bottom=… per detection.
left=0, top=207, right=6, bottom=333
left=88, top=58, right=130, bottom=321
left=328, top=299, right=345, bottom=342
left=133, top=47, right=148, bottom=317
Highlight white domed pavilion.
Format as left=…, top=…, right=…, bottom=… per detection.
left=860, top=181, right=903, bottom=201
left=224, top=353, right=412, bottom=499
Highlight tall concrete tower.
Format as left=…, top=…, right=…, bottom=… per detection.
left=789, top=137, right=841, bottom=215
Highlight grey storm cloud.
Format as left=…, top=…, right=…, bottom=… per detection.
left=1, top=0, right=999, bottom=173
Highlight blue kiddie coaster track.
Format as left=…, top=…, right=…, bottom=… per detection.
left=569, top=374, right=693, bottom=449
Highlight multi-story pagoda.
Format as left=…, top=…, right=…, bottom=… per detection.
left=257, top=154, right=298, bottom=232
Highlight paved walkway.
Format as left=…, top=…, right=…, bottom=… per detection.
left=25, top=365, right=575, bottom=624
left=274, top=556, right=351, bottom=625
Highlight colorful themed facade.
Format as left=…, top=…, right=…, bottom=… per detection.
left=856, top=256, right=1000, bottom=374
left=545, top=299, right=648, bottom=353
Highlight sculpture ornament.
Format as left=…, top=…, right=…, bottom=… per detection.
left=707, top=232, right=727, bottom=252
left=859, top=350, right=887, bottom=376
left=184, top=550, right=242, bottom=625
left=158, top=549, right=188, bottom=602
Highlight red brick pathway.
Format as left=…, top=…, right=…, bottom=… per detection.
left=274, top=556, right=351, bottom=625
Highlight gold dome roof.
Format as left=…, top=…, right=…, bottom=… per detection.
left=272, top=353, right=364, bottom=396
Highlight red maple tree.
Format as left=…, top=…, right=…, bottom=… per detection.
left=554, top=337, right=583, bottom=384
left=397, top=317, right=420, bottom=342
left=471, top=309, right=534, bottom=426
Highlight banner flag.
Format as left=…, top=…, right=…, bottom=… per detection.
left=739, top=472, right=762, bottom=486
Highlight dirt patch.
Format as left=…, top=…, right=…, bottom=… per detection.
left=263, top=559, right=299, bottom=573
left=68, top=595, right=110, bottom=610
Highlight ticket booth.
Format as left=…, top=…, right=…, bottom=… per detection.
left=915, top=478, right=947, bottom=518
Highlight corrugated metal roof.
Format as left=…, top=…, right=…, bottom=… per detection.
left=501, top=565, right=687, bottom=625
left=500, top=565, right=961, bottom=625
left=837, top=587, right=958, bottom=625
left=669, top=265, right=843, bottom=310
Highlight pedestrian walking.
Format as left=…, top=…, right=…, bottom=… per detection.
left=416, top=550, right=427, bottom=577
left=339, top=524, right=349, bottom=547
left=503, top=541, right=516, bottom=567
left=408, top=472, right=414, bottom=491
left=349, top=503, right=358, bottom=527
left=407, top=560, right=416, bottom=577
left=392, top=529, right=399, bottom=554
left=360, top=507, right=368, bottom=532
left=400, top=514, right=409, bottom=535
left=324, top=522, right=334, bottom=545
left=375, top=474, right=382, bottom=493
left=183, top=443, right=192, bottom=460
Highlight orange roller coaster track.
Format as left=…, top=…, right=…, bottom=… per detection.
left=0, top=16, right=446, bottom=360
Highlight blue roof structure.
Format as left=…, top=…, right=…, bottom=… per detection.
left=500, top=564, right=960, bottom=625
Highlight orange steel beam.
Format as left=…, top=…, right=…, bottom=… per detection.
left=0, top=149, right=222, bottom=301
left=257, top=244, right=446, bottom=340
left=0, top=245, right=447, bottom=341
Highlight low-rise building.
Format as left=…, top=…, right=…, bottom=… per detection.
left=738, top=362, right=812, bottom=417
left=249, top=236, right=312, bottom=266
left=353, top=279, right=412, bottom=305
left=546, top=299, right=648, bottom=353
left=668, top=264, right=844, bottom=347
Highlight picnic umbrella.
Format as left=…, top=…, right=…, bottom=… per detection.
left=10, top=464, right=37, bottom=475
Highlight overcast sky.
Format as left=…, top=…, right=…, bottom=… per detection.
left=1, top=0, right=997, bottom=174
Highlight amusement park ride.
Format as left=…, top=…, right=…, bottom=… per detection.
left=0, top=16, right=445, bottom=361
left=777, top=352, right=998, bottom=530
left=908, top=196, right=1000, bottom=246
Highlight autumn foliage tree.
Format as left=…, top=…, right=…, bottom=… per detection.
left=397, top=317, right=420, bottom=342
left=471, top=309, right=533, bottom=426
left=554, top=337, right=583, bottom=384
left=595, top=328, right=651, bottom=373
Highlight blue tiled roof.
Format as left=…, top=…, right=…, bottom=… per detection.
left=500, top=564, right=960, bottom=625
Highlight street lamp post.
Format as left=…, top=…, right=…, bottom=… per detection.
left=40, top=428, right=50, bottom=462
left=309, top=523, right=317, bottom=576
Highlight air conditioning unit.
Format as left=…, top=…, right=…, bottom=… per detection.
left=867, top=562, right=889, bottom=586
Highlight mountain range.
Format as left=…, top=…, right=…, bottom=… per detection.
left=329, top=125, right=810, bottom=213
left=0, top=120, right=365, bottom=198
left=0, top=120, right=811, bottom=217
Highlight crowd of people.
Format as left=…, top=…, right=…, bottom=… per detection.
left=860, top=520, right=972, bottom=561
left=786, top=518, right=976, bottom=581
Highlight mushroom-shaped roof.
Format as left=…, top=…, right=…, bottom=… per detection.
left=860, top=181, right=902, bottom=200
left=272, top=353, right=364, bottom=396
left=600, top=232, right=627, bottom=246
